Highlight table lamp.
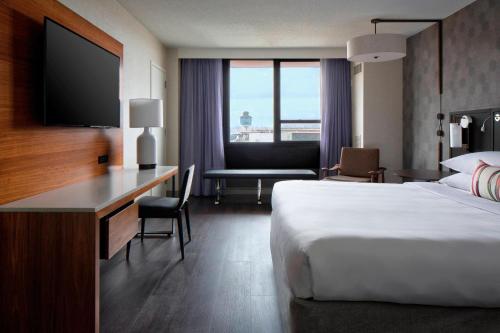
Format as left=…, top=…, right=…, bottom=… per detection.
left=129, top=98, right=164, bottom=169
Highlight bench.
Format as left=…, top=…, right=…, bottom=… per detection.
left=203, top=169, right=317, bottom=205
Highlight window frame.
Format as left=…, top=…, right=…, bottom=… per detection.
left=223, top=59, right=321, bottom=146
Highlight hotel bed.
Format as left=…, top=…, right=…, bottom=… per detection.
left=270, top=180, right=500, bottom=332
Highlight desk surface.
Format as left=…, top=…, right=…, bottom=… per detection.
left=0, top=166, right=178, bottom=213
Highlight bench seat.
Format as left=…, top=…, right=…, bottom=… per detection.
left=203, top=169, right=317, bottom=204
left=204, top=169, right=317, bottom=179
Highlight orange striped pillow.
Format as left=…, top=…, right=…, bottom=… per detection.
left=471, top=160, right=500, bottom=202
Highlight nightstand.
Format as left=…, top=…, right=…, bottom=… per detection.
left=394, top=169, right=451, bottom=182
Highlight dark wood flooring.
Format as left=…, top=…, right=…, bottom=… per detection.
left=100, top=196, right=282, bottom=333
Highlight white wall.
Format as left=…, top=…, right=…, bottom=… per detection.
left=164, top=48, right=180, bottom=170
left=60, top=0, right=169, bottom=169
left=351, top=63, right=364, bottom=148
left=353, top=60, right=403, bottom=182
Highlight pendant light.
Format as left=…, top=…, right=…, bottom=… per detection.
left=348, top=18, right=446, bottom=170
left=347, top=21, right=406, bottom=62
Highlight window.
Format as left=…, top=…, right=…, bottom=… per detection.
left=280, top=61, right=320, bottom=141
left=229, top=60, right=274, bottom=143
left=226, top=59, right=320, bottom=143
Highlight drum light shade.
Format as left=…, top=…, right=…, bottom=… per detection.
left=129, top=98, right=163, bottom=128
left=347, top=34, right=406, bottom=63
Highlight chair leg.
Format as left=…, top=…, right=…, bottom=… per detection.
left=257, top=178, right=262, bottom=205
left=185, top=204, right=191, bottom=242
left=141, top=218, right=145, bottom=242
left=126, top=240, right=131, bottom=261
left=176, top=212, right=185, bottom=260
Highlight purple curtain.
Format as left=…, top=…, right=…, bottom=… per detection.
left=180, top=59, right=225, bottom=196
left=320, top=59, right=352, bottom=170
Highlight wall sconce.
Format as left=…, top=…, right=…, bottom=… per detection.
left=460, top=115, right=472, bottom=128
left=449, top=123, right=462, bottom=148
left=480, top=116, right=491, bottom=133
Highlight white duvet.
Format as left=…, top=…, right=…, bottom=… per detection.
left=270, top=180, right=500, bottom=307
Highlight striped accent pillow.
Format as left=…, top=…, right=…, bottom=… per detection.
left=471, top=160, right=500, bottom=202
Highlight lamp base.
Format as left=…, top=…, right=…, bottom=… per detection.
left=139, top=164, right=156, bottom=170
left=137, top=127, right=157, bottom=168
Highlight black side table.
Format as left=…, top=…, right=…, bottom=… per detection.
left=394, top=169, right=451, bottom=182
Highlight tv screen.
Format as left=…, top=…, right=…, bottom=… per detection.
left=44, top=18, right=120, bottom=127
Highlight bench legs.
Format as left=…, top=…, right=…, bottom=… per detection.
left=257, top=178, right=262, bottom=205
left=215, top=178, right=221, bottom=205
left=214, top=178, right=262, bottom=205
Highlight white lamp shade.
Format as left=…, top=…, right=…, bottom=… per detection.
left=347, top=34, right=406, bottom=63
left=450, top=123, right=462, bottom=148
left=129, top=98, right=163, bottom=128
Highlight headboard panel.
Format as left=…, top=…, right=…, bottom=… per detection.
left=449, top=108, right=500, bottom=158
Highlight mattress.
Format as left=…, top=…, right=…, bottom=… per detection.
left=270, top=180, right=500, bottom=307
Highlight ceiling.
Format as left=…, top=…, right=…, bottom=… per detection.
left=117, top=0, right=475, bottom=48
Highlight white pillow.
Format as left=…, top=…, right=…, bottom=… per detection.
left=439, top=173, right=471, bottom=192
left=440, top=152, right=500, bottom=174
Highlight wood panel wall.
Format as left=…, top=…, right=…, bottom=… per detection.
left=0, top=0, right=123, bottom=205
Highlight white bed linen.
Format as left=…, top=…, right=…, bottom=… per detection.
left=270, top=180, right=500, bottom=307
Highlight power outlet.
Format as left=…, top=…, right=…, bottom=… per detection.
left=98, top=155, right=109, bottom=164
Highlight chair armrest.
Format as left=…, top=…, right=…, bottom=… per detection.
left=368, top=167, right=386, bottom=183
left=321, top=164, right=341, bottom=177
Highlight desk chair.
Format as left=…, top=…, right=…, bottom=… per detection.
left=322, top=148, right=385, bottom=183
left=126, top=165, right=195, bottom=260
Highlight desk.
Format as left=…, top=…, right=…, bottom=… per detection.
left=0, top=166, right=177, bottom=333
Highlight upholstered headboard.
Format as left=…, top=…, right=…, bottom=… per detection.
left=449, top=108, right=500, bottom=158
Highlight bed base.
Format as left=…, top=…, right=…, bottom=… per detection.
left=284, top=297, right=500, bottom=333
left=273, top=258, right=500, bottom=332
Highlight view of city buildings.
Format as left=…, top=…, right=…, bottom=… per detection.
left=230, top=111, right=320, bottom=142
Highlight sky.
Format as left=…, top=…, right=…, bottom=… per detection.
left=229, top=66, right=320, bottom=129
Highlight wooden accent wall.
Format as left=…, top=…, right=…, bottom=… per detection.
left=0, top=0, right=123, bottom=205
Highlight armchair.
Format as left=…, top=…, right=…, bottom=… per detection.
left=322, top=147, right=386, bottom=183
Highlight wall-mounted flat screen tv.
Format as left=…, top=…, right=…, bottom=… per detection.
left=44, top=18, right=120, bottom=127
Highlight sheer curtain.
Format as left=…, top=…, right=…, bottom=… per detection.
left=179, top=59, right=225, bottom=196
left=319, top=59, right=352, bottom=171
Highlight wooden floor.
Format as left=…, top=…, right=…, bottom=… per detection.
left=100, top=196, right=282, bottom=333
